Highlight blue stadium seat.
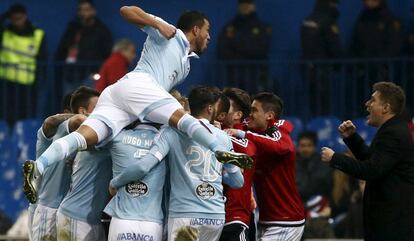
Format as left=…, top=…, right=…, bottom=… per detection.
left=306, top=116, right=341, bottom=149
left=0, top=138, right=25, bottom=221
left=352, top=117, right=377, bottom=144
left=0, top=120, right=9, bottom=143
left=0, top=139, right=19, bottom=192
left=332, top=136, right=349, bottom=153
left=284, top=116, right=303, bottom=143
left=12, top=118, right=42, bottom=164
left=4, top=185, right=28, bottom=221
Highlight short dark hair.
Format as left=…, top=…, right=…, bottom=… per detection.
left=188, top=86, right=221, bottom=116
left=218, top=94, right=230, bottom=114
left=298, top=131, right=318, bottom=146
left=373, top=82, right=406, bottom=114
left=252, top=92, right=284, bottom=119
left=8, top=3, right=26, bottom=15
left=177, top=11, right=208, bottom=32
left=61, top=91, right=74, bottom=113
left=223, top=87, right=251, bottom=120
left=70, top=86, right=100, bottom=114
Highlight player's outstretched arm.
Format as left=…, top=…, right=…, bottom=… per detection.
left=68, top=114, right=87, bottom=133
left=42, top=113, right=74, bottom=138
left=119, top=6, right=176, bottom=39
left=109, top=153, right=161, bottom=189
left=110, top=128, right=171, bottom=189
left=222, top=164, right=244, bottom=188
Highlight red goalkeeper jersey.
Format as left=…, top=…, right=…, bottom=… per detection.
left=246, top=119, right=305, bottom=226
left=223, top=124, right=258, bottom=226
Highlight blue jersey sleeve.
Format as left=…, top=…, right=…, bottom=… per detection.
left=110, top=128, right=172, bottom=189
left=110, top=154, right=159, bottom=189
left=148, top=127, right=172, bottom=161
left=225, top=134, right=234, bottom=151
left=222, top=164, right=244, bottom=188
left=141, top=16, right=170, bottom=44
left=36, top=127, right=53, bottom=158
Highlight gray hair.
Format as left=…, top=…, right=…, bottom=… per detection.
left=112, top=38, right=135, bottom=52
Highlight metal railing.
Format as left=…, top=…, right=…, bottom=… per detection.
left=208, top=58, right=414, bottom=120
left=1, top=58, right=413, bottom=124
left=0, top=61, right=101, bottom=124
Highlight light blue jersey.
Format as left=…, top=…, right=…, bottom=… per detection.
left=133, top=17, right=198, bottom=91
left=37, top=121, right=72, bottom=208
left=58, top=149, right=112, bottom=224
left=104, top=124, right=166, bottom=224
left=111, top=120, right=244, bottom=220
left=160, top=122, right=233, bottom=219
left=35, top=127, right=52, bottom=159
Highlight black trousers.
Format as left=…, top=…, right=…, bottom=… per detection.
left=0, top=80, right=37, bottom=125
left=219, top=223, right=250, bottom=241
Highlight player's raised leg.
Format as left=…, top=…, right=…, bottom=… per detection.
left=142, top=96, right=253, bottom=169
left=23, top=85, right=133, bottom=203
left=23, top=123, right=103, bottom=203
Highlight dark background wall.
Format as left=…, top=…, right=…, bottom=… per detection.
left=2, top=0, right=414, bottom=92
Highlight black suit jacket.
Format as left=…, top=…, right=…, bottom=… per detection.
left=331, top=116, right=414, bottom=241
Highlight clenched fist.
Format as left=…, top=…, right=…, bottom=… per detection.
left=338, top=120, right=356, bottom=138
left=156, top=20, right=176, bottom=39
left=321, top=147, right=335, bottom=162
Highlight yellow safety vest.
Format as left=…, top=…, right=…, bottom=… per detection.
left=0, top=28, right=44, bottom=85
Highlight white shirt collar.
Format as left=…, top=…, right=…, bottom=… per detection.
left=177, top=29, right=199, bottom=59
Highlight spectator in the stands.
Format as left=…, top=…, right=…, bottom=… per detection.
left=295, top=131, right=335, bottom=238
left=0, top=3, right=47, bottom=124
left=95, top=39, right=136, bottom=92
left=55, top=0, right=113, bottom=91
left=330, top=150, right=358, bottom=238
left=300, top=0, right=342, bottom=115
left=350, top=0, right=402, bottom=59
left=344, top=180, right=365, bottom=238
left=349, top=0, right=403, bottom=115
left=217, top=0, right=271, bottom=91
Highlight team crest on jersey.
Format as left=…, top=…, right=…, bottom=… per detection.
left=195, top=182, right=215, bottom=200
left=126, top=181, right=149, bottom=197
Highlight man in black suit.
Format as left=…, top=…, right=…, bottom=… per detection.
left=321, top=81, right=414, bottom=241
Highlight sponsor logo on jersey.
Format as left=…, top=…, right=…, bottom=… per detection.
left=195, top=182, right=215, bottom=200
left=116, top=232, right=153, bottom=241
left=125, top=181, right=149, bottom=197
left=189, top=218, right=225, bottom=226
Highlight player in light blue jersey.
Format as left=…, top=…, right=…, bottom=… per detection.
left=104, top=122, right=165, bottom=241
left=29, top=89, right=73, bottom=240
left=23, top=6, right=252, bottom=204
left=110, top=86, right=244, bottom=241
left=30, top=113, right=72, bottom=241
left=32, top=87, right=99, bottom=241
left=56, top=148, right=112, bottom=241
